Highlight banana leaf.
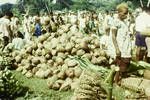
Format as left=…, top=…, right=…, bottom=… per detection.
left=128, top=61, right=150, bottom=72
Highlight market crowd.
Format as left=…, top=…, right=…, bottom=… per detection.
left=0, top=3, right=150, bottom=84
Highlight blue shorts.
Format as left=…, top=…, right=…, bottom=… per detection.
left=135, top=32, right=146, bottom=47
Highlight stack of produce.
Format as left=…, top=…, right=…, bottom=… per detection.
left=71, top=70, right=107, bottom=100
left=12, top=24, right=109, bottom=91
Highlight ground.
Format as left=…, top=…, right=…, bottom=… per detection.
left=12, top=70, right=73, bottom=100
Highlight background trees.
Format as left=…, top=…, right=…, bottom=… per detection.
left=0, top=0, right=149, bottom=16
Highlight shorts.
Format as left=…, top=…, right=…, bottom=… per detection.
left=135, top=32, right=146, bottom=47
left=116, top=57, right=131, bottom=72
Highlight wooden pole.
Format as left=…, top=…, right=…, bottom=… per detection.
left=147, top=0, right=150, bottom=7
left=140, top=0, right=143, bottom=7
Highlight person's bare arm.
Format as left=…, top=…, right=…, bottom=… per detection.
left=112, top=28, right=121, bottom=57
left=7, top=24, right=13, bottom=40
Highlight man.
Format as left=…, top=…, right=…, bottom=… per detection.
left=0, top=11, right=13, bottom=50
left=111, top=3, right=131, bottom=84
left=135, top=7, right=150, bottom=62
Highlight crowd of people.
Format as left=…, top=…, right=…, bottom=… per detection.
left=0, top=3, right=150, bottom=84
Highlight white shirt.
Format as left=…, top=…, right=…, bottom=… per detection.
left=12, top=38, right=25, bottom=50
left=100, top=34, right=116, bottom=59
left=135, top=12, right=150, bottom=32
left=112, top=18, right=132, bottom=58
left=0, top=17, right=11, bottom=38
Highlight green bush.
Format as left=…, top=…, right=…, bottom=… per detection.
left=0, top=68, right=28, bottom=99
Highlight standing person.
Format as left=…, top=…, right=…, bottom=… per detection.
left=135, top=4, right=150, bottom=81
left=34, top=17, right=42, bottom=37
left=11, top=16, right=20, bottom=38
left=23, top=15, right=31, bottom=42
left=111, top=3, right=131, bottom=84
left=135, top=7, right=149, bottom=61
left=0, top=12, right=13, bottom=42
left=103, top=10, right=112, bottom=36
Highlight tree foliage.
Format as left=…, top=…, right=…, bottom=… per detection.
left=0, top=0, right=149, bottom=16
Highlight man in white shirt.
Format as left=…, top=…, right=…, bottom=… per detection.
left=135, top=8, right=148, bottom=61
left=135, top=6, right=150, bottom=62
left=0, top=12, right=13, bottom=50
left=111, top=3, right=131, bottom=84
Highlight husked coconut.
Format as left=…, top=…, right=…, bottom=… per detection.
left=82, top=53, right=92, bottom=60
left=37, top=43, right=44, bottom=49
left=79, top=40, right=89, bottom=50
left=47, top=60, right=54, bottom=67
left=55, top=57, right=64, bottom=65
left=16, top=66, right=24, bottom=72
left=59, top=78, right=72, bottom=91
left=45, top=54, right=51, bottom=60
left=25, top=71, right=33, bottom=78
left=74, top=66, right=82, bottom=78
left=21, top=59, right=30, bottom=66
left=57, top=52, right=66, bottom=59
left=35, top=48, right=42, bottom=56
left=65, top=42, right=74, bottom=52
left=39, top=56, right=47, bottom=63
left=93, top=39, right=100, bottom=48
left=71, top=48, right=78, bottom=54
left=57, top=70, right=66, bottom=80
left=47, top=75, right=58, bottom=88
left=35, top=69, right=45, bottom=78
left=44, top=69, right=53, bottom=78
left=32, top=57, right=40, bottom=65
left=38, top=35, right=47, bottom=43
left=12, top=51, right=20, bottom=58
left=52, top=82, right=60, bottom=90
left=26, top=46, right=33, bottom=54
left=51, top=49, right=57, bottom=56
left=56, top=44, right=65, bottom=52
left=22, top=69, right=27, bottom=75
left=15, top=56, right=22, bottom=63
left=67, top=59, right=78, bottom=67
left=65, top=68, right=74, bottom=78
left=32, top=67, right=39, bottom=74
left=76, top=49, right=85, bottom=56
left=51, top=38, right=58, bottom=49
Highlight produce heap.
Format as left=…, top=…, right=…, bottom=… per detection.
left=12, top=24, right=109, bottom=91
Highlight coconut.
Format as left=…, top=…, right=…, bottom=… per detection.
left=65, top=68, right=74, bottom=78
left=15, top=56, right=22, bottom=63
left=67, top=59, right=78, bottom=67
left=35, top=69, right=45, bottom=78
left=26, top=46, right=33, bottom=54
left=25, top=71, right=33, bottom=78
left=32, top=57, right=40, bottom=65
left=76, top=49, right=85, bottom=56
left=74, top=66, right=82, bottom=78
left=45, top=54, right=51, bottom=60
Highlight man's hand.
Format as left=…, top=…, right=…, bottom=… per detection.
left=116, top=48, right=121, bottom=57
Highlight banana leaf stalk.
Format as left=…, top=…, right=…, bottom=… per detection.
left=68, top=55, right=110, bottom=74
left=105, top=65, right=117, bottom=100
left=128, top=61, right=150, bottom=72
left=69, top=56, right=118, bottom=100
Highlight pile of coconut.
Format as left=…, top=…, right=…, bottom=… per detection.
left=12, top=24, right=109, bottom=91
